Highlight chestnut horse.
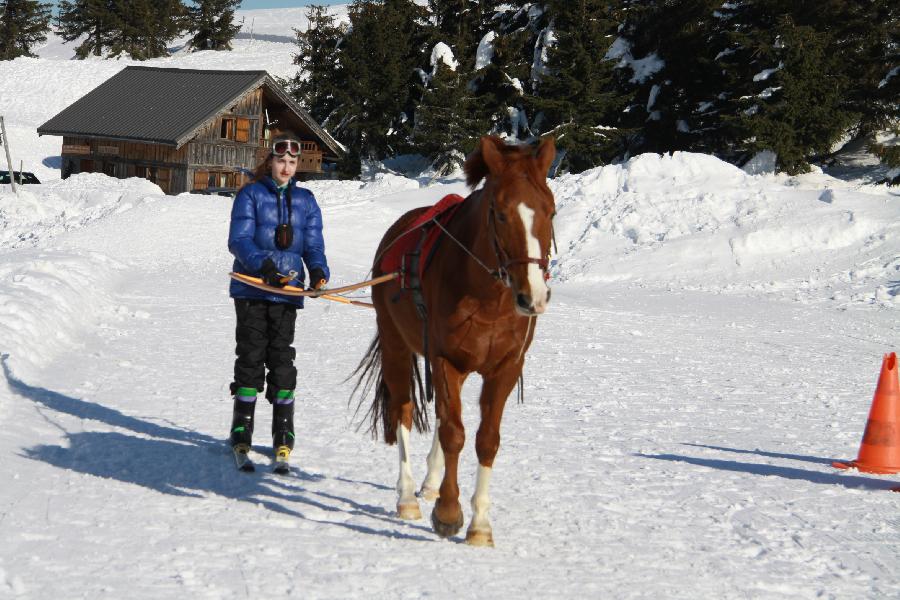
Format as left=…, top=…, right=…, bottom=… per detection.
left=354, top=136, right=556, bottom=546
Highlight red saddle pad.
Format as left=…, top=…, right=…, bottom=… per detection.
left=380, top=193, right=466, bottom=278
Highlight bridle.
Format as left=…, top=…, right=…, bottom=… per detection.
left=487, top=198, right=554, bottom=287
left=429, top=190, right=555, bottom=289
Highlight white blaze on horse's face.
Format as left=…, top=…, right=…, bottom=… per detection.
left=515, top=203, right=551, bottom=315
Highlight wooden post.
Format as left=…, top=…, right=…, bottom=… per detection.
left=0, top=116, right=16, bottom=193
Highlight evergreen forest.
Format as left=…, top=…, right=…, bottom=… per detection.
left=0, top=0, right=897, bottom=177
left=288, top=0, right=899, bottom=177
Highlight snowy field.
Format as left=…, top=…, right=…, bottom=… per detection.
left=2, top=9, right=900, bottom=600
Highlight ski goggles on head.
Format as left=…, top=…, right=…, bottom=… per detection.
left=272, top=139, right=301, bottom=157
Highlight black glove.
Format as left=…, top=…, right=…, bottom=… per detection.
left=308, top=268, right=327, bottom=290
left=260, top=258, right=286, bottom=288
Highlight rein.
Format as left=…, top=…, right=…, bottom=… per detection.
left=430, top=194, right=553, bottom=288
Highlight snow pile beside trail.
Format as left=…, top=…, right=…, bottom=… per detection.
left=0, top=174, right=163, bottom=249
left=0, top=175, right=164, bottom=378
left=0, top=247, right=122, bottom=380
left=305, top=172, right=422, bottom=207
left=550, top=152, right=900, bottom=306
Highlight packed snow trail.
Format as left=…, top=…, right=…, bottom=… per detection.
left=2, top=182, right=900, bottom=598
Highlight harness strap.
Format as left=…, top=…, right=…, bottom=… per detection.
left=398, top=228, right=434, bottom=404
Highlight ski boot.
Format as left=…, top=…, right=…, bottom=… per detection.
left=230, top=388, right=257, bottom=470
left=271, top=390, right=295, bottom=474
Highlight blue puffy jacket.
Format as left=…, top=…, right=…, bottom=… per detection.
left=228, top=176, right=330, bottom=307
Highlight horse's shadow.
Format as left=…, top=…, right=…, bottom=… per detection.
left=3, top=356, right=434, bottom=542
left=638, top=443, right=896, bottom=490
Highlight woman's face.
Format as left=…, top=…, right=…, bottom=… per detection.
left=271, top=154, right=299, bottom=186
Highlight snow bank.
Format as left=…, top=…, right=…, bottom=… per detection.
left=549, top=152, right=900, bottom=307
left=0, top=174, right=162, bottom=249
left=0, top=176, right=165, bottom=379
left=0, top=247, right=122, bottom=380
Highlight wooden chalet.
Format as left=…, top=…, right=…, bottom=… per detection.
left=37, top=66, right=343, bottom=195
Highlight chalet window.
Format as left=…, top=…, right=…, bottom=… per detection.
left=194, top=170, right=209, bottom=190
left=221, top=119, right=232, bottom=139
left=205, top=171, right=236, bottom=189
left=137, top=166, right=157, bottom=184
left=221, top=118, right=235, bottom=140
left=236, top=118, right=251, bottom=143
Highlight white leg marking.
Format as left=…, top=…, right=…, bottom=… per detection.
left=465, top=465, right=496, bottom=546
left=516, top=204, right=549, bottom=313
left=396, top=424, right=420, bottom=518
left=420, top=418, right=444, bottom=500
left=468, top=465, right=493, bottom=536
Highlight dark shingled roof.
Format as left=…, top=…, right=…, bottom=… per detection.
left=37, top=66, right=342, bottom=157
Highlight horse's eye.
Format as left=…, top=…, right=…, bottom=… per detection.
left=496, top=212, right=507, bottom=223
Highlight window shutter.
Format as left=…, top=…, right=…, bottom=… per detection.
left=193, top=170, right=208, bottom=190
left=236, top=119, right=251, bottom=143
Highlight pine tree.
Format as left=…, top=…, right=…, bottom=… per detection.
left=58, top=0, right=113, bottom=58
left=527, top=0, right=627, bottom=172
left=827, top=0, right=899, bottom=146
left=717, top=1, right=856, bottom=173
left=188, top=0, right=242, bottom=51
left=413, top=45, right=480, bottom=174
left=105, top=0, right=186, bottom=59
left=335, top=0, right=432, bottom=161
left=59, top=0, right=185, bottom=59
left=612, top=0, right=729, bottom=158
left=287, top=5, right=346, bottom=126
left=738, top=19, right=854, bottom=173
left=469, top=1, right=541, bottom=139
left=0, top=0, right=50, bottom=60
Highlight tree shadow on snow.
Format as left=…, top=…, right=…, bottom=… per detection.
left=3, top=357, right=435, bottom=542
left=638, top=451, right=896, bottom=491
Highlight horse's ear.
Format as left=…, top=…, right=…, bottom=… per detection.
left=465, top=136, right=506, bottom=188
left=481, top=136, right=506, bottom=176
left=535, top=136, right=556, bottom=177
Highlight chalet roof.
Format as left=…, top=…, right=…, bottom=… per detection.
left=37, top=66, right=342, bottom=158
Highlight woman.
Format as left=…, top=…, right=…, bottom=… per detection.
left=227, top=132, right=329, bottom=470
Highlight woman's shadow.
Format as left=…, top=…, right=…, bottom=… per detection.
left=3, top=355, right=434, bottom=542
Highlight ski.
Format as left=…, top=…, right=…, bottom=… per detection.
left=273, top=445, right=291, bottom=475
left=233, top=443, right=255, bottom=472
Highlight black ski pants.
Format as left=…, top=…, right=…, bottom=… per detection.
left=231, top=299, right=297, bottom=401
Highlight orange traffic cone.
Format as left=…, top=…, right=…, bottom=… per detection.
left=833, top=352, right=900, bottom=474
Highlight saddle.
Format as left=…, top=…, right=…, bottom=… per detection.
left=379, top=193, right=466, bottom=284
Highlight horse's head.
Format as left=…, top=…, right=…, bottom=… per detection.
left=465, top=136, right=557, bottom=316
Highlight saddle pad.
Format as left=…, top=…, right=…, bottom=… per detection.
left=380, top=193, right=466, bottom=278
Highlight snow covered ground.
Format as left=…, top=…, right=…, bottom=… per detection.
left=2, top=8, right=900, bottom=600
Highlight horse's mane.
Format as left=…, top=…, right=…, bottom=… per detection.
left=464, top=136, right=543, bottom=189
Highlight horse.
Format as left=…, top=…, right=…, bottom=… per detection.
left=353, top=135, right=556, bottom=546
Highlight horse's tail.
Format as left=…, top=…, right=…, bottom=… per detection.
left=349, top=334, right=430, bottom=445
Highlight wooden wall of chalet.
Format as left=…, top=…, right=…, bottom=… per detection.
left=186, top=88, right=261, bottom=192
left=61, top=136, right=189, bottom=194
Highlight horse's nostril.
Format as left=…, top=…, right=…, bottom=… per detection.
left=546, top=289, right=552, bottom=303
left=516, top=293, right=532, bottom=309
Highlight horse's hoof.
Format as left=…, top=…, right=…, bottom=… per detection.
left=465, top=528, right=494, bottom=548
left=397, top=501, right=422, bottom=520
left=419, top=486, right=440, bottom=502
left=430, top=507, right=464, bottom=538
